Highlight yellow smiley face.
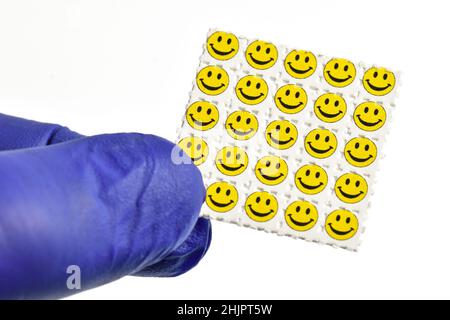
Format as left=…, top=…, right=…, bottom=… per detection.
left=255, top=155, right=288, bottom=186
left=314, top=93, right=347, bottom=123
left=265, top=120, right=298, bottom=150
left=225, top=111, right=258, bottom=140
left=245, top=191, right=278, bottom=222
left=344, top=137, right=377, bottom=167
left=185, top=101, right=219, bottom=131
left=363, top=67, right=396, bottom=96
left=274, top=84, right=308, bottom=114
left=235, top=75, right=268, bottom=105
left=206, top=182, right=238, bottom=213
left=334, top=173, right=368, bottom=204
left=215, top=146, right=248, bottom=176
left=196, top=65, right=229, bottom=95
left=245, top=40, right=278, bottom=70
left=284, top=50, right=317, bottom=79
left=323, top=58, right=356, bottom=88
left=304, top=128, right=338, bottom=159
left=177, top=136, right=209, bottom=166
left=207, top=31, right=239, bottom=61
left=294, top=164, right=328, bottom=195
left=325, top=209, right=358, bottom=241
left=285, top=200, right=318, bottom=232
left=353, top=102, right=387, bottom=131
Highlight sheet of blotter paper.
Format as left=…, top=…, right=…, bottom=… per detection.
left=176, top=29, right=400, bottom=250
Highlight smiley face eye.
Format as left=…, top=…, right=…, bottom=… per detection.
left=217, top=36, right=222, bottom=42
left=315, top=172, right=320, bottom=178
left=346, top=217, right=351, bottom=224
left=196, top=144, right=201, bottom=151
left=197, top=106, right=202, bottom=112
left=226, top=189, right=231, bottom=196
left=344, top=65, right=349, bottom=72
left=356, top=181, right=360, bottom=187
left=256, top=196, right=261, bottom=203
left=216, top=187, right=221, bottom=193
left=207, top=108, right=212, bottom=115
left=236, top=153, right=241, bottom=160
left=296, top=206, right=300, bottom=212
left=305, top=56, right=310, bottom=63
left=383, top=73, right=388, bottom=80
left=256, top=83, right=261, bottom=89
left=246, top=80, right=251, bottom=87
left=266, top=161, right=271, bottom=167
left=285, top=127, right=291, bottom=134
left=306, top=208, right=310, bottom=215
left=355, top=142, right=360, bottom=149
left=325, top=136, right=330, bottom=143
left=226, top=151, right=231, bottom=158
left=336, top=215, right=341, bottom=222
left=285, top=89, right=291, bottom=96
left=325, top=98, right=329, bottom=104
left=364, top=107, right=369, bottom=113
left=275, top=163, right=281, bottom=169
left=236, top=115, right=241, bottom=122
left=364, top=144, right=369, bottom=151
left=315, top=134, right=320, bottom=140
left=256, top=45, right=261, bottom=51
left=275, top=125, right=281, bottom=131
left=295, top=54, right=300, bottom=61
left=295, top=92, right=300, bottom=98
left=266, top=48, right=270, bottom=54
left=217, top=73, right=222, bottom=80
left=187, top=141, right=192, bottom=148
left=305, top=169, right=311, bottom=176
left=227, top=38, right=232, bottom=45
left=374, top=109, right=379, bottom=115
left=207, top=71, right=212, bottom=77
left=246, top=118, right=251, bottom=124
left=374, top=71, right=378, bottom=78
left=345, top=178, right=350, bottom=185
left=265, top=199, right=271, bottom=205
left=334, top=63, right=339, bottom=69
left=334, top=100, right=339, bottom=107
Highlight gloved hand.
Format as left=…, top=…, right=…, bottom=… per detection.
left=0, top=113, right=211, bottom=299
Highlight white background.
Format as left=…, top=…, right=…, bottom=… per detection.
left=0, top=0, right=448, bottom=299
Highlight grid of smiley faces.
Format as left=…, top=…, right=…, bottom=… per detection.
left=178, top=31, right=396, bottom=244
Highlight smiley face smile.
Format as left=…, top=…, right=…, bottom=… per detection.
left=268, top=133, right=294, bottom=145
left=209, top=43, right=235, bottom=56
left=307, top=141, right=334, bottom=154
left=238, top=88, right=264, bottom=100
left=316, top=107, right=343, bottom=118
left=298, top=178, right=323, bottom=190
left=247, top=205, right=274, bottom=217
left=189, top=114, right=215, bottom=126
left=219, top=161, right=244, bottom=172
left=326, top=71, right=352, bottom=83
left=257, top=168, right=284, bottom=181
left=277, top=97, right=304, bottom=109
left=365, top=80, right=391, bottom=91
left=327, top=223, right=354, bottom=236
left=208, top=195, right=234, bottom=208
left=228, top=123, right=254, bottom=136
left=287, top=214, right=314, bottom=227
left=337, top=186, right=364, bottom=199
left=287, top=62, right=312, bottom=74
left=356, top=114, right=382, bottom=127
left=199, top=78, right=225, bottom=91
left=346, top=150, right=373, bottom=163
left=248, top=53, right=274, bottom=65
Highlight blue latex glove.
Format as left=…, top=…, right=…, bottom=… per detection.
left=0, top=113, right=211, bottom=299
